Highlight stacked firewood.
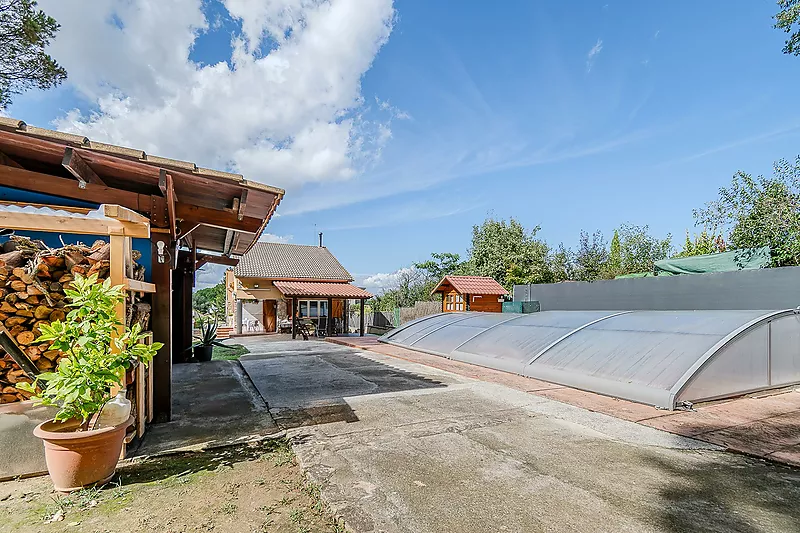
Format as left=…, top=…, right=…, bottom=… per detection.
left=0, top=236, right=150, bottom=404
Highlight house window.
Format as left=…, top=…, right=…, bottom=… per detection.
left=446, top=294, right=454, bottom=311
left=297, top=300, right=329, bottom=319
left=454, top=294, right=464, bottom=311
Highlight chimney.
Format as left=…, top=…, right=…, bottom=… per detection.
left=319, top=232, right=323, bottom=247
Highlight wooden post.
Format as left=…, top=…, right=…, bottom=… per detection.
left=359, top=299, right=365, bottom=337
left=150, top=237, right=173, bottom=422
left=327, top=297, right=333, bottom=336
left=291, top=297, right=297, bottom=339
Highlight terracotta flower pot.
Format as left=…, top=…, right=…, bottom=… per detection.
left=33, top=415, right=134, bottom=492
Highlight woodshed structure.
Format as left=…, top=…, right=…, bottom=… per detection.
left=432, top=275, right=508, bottom=313
left=0, top=117, right=284, bottom=423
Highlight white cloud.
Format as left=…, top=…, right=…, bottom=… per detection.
left=195, top=263, right=229, bottom=290
left=259, top=232, right=294, bottom=243
left=39, top=0, right=396, bottom=189
left=586, top=38, right=603, bottom=73
left=361, top=267, right=415, bottom=293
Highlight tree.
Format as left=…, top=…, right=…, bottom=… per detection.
left=775, top=0, right=800, bottom=56
left=193, top=283, right=227, bottom=323
left=694, top=157, right=800, bottom=266
left=548, top=243, right=575, bottom=283
left=414, top=252, right=463, bottom=283
left=574, top=230, right=608, bottom=281
left=604, top=230, right=622, bottom=278
left=467, top=216, right=551, bottom=289
left=674, top=230, right=726, bottom=258
left=368, top=268, right=434, bottom=312
left=0, top=0, right=66, bottom=109
left=616, top=223, right=672, bottom=274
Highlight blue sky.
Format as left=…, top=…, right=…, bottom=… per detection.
left=7, top=0, right=800, bottom=289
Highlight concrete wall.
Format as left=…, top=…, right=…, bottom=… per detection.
left=514, top=266, right=800, bottom=311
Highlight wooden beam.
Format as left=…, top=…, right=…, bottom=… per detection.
left=158, top=169, right=178, bottom=239
left=62, top=147, right=105, bottom=188
left=175, top=203, right=263, bottom=233
left=1, top=164, right=143, bottom=210
left=150, top=237, right=173, bottom=422
left=196, top=253, right=239, bottom=269
left=0, top=165, right=263, bottom=233
left=0, top=150, right=23, bottom=169
left=223, top=229, right=235, bottom=256
left=238, top=189, right=248, bottom=221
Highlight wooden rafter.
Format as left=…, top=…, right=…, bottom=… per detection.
left=0, top=150, right=23, bottom=169
left=159, top=169, right=178, bottom=240
left=0, top=165, right=263, bottom=233
left=196, top=254, right=239, bottom=270
left=62, top=147, right=105, bottom=188
left=238, top=189, right=248, bottom=221
left=223, top=229, right=235, bottom=255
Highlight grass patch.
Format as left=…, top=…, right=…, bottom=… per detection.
left=212, top=343, right=250, bottom=360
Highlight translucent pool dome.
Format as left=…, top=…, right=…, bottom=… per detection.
left=380, top=310, right=800, bottom=409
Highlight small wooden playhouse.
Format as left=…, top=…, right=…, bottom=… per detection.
left=432, top=275, right=508, bottom=313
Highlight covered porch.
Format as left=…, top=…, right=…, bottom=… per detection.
left=274, top=281, right=372, bottom=338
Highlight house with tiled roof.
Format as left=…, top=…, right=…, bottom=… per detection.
left=431, top=275, right=508, bottom=313
left=225, top=241, right=372, bottom=337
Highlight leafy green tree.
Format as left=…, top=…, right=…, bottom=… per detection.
left=574, top=230, right=608, bottom=281
left=694, top=157, right=800, bottom=266
left=368, top=268, right=434, bottom=312
left=548, top=243, right=575, bottom=283
left=674, top=230, right=726, bottom=258
left=193, top=282, right=227, bottom=323
left=414, top=252, right=463, bottom=282
left=616, top=223, right=672, bottom=274
left=775, top=0, right=800, bottom=56
left=468, top=216, right=550, bottom=289
left=603, top=230, right=622, bottom=278
left=0, top=0, right=67, bottom=109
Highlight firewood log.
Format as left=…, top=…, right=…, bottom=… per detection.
left=9, top=280, right=26, bottom=292
left=5, top=316, right=28, bottom=327
left=87, top=244, right=110, bottom=264
left=42, top=350, right=61, bottom=361
left=0, top=251, right=24, bottom=268
left=33, top=306, right=53, bottom=320
left=49, top=309, right=66, bottom=322
left=16, top=331, right=35, bottom=345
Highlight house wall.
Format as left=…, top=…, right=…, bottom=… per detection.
left=468, top=294, right=503, bottom=313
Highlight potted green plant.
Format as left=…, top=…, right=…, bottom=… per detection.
left=18, top=274, right=162, bottom=492
left=192, top=318, right=226, bottom=362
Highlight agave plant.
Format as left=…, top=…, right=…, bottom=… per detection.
left=193, top=318, right=228, bottom=348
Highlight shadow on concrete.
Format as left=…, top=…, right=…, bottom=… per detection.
left=130, top=360, right=279, bottom=457
left=647, top=451, right=800, bottom=533
left=240, top=343, right=447, bottom=430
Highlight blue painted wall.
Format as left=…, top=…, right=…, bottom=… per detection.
left=0, top=186, right=152, bottom=280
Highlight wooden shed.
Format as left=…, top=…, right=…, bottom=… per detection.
left=432, top=275, right=508, bottom=313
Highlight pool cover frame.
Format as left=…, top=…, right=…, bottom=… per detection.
left=379, top=310, right=800, bottom=409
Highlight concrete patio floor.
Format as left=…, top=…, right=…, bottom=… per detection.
left=235, top=337, right=800, bottom=533
left=333, top=336, right=800, bottom=468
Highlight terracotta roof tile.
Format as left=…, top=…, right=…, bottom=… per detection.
left=433, top=275, right=508, bottom=296
left=235, top=242, right=353, bottom=281
left=273, top=281, right=372, bottom=299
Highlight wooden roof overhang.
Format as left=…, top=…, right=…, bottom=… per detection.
left=0, top=118, right=284, bottom=265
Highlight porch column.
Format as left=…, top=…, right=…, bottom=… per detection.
left=150, top=237, right=173, bottom=423
left=327, top=297, right=333, bottom=336
left=235, top=300, right=243, bottom=334
left=359, top=298, right=365, bottom=337
left=291, top=297, right=298, bottom=339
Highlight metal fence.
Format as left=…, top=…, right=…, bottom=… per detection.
left=514, top=266, right=800, bottom=311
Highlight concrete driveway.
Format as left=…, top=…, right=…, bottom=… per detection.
left=237, top=338, right=800, bottom=533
